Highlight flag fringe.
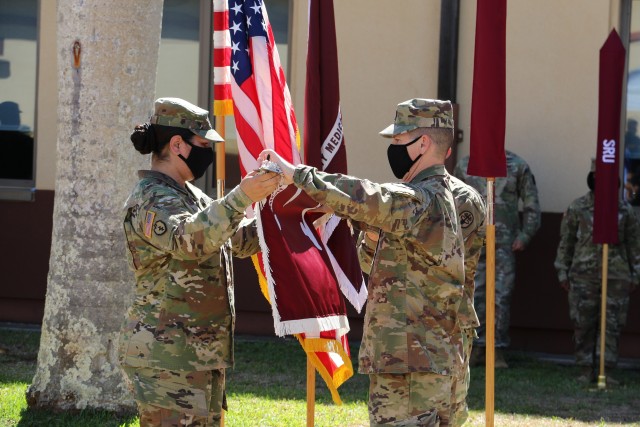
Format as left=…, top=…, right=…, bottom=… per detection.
left=213, top=99, right=234, bottom=117
left=255, top=200, right=282, bottom=329
left=275, top=315, right=349, bottom=338
left=322, top=216, right=367, bottom=313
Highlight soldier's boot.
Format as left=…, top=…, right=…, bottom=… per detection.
left=469, top=346, right=485, bottom=367
left=577, top=366, right=595, bottom=384
left=494, top=349, right=508, bottom=369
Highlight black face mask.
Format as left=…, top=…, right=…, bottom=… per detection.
left=587, top=172, right=595, bottom=191
left=386, top=136, right=422, bottom=179
left=179, top=139, right=214, bottom=180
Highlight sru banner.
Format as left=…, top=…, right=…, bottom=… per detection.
left=594, top=30, right=625, bottom=244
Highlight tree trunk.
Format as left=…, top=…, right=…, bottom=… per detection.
left=26, top=0, right=164, bottom=412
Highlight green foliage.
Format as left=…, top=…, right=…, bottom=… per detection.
left=1, top=328, right=639, bottom=426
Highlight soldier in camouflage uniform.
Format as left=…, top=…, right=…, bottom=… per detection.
left=119, top=98, right=280, bottom=426
left=261, top=98, right=465, bottom=427
left=454, top=150, right=541, bottom=367
left=554, top=160, right=640, bottom=383
left=447, top=176, right=486, bottom=426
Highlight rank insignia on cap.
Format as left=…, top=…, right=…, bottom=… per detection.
left=144, top=211, right=156, bottom=238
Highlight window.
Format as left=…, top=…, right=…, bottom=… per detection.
left=0, top=0, right=38, bottom=200
left=624, top=0, right=640, bottom=207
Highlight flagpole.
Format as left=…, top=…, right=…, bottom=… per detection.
left=597, top=244, right=609, bottom=389
left=485, top=177, right=495, bottom=426
left=307, top=357, right=316, bottom=427
left=215, top=115, right=226, bottom=427
left=215, top=116, right=226, bottom=199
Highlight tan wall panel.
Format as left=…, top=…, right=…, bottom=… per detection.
left=457, top=0, right=616, bottom=213
left=36, top=0, right=58, bottom=191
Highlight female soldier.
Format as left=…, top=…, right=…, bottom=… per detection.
left=119, top=97, right=279, bottom=426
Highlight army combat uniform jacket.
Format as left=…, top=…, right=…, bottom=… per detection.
left=555, top=191, right=640, bottom=285
left=120, top=170, right=259, bottom=372
left=294, top=164, right=465, bottom=376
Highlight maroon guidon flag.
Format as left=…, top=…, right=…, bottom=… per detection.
left=594, top=30, right=626, bottom=244
left=304, top=0, right=367, bottom=312
left=468, top=0, right=507, bottom=177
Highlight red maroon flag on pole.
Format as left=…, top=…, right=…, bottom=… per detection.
left=304, top=0, right=367, bottom=312
left=594, top=30, right=625, bottom=244
left=467, top=0, right=507, bottom=177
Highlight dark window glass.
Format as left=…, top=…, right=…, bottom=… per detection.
left=0, top=0, right=37, bottom=186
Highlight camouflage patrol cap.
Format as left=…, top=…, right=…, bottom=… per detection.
left=379, top=98, right=454, bottom=138
left=150, top=97, right=223, bottom=143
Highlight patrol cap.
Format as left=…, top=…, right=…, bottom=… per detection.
left=379, top=98, right=454, bottom=138
left=150, top=97, right=223, bottom=143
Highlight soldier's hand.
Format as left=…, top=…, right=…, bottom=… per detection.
left=512, top=238, right=525, bottom=252
left=239, top=170, right=281, bottom=202
left=258, top=149, right=295, bottom=185
left=560, top=280, right=570, bottom=292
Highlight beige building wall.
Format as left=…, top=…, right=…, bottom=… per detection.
left=291, top=0, right=624, bottom=214
left=458, top=0, right=619, bottom=213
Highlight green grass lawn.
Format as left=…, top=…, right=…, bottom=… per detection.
left=1, top=327, right=640, bottom=426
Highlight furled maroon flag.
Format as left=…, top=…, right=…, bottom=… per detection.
left=304, top=0, right=367, bottom=312
left=594, top=30, right=625, bottom=244
left=467, top=0, right=507, bottom=177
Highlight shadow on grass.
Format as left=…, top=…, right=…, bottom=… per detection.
left=15, top=407, right=138, bottom=427
left=466, top=350, right=640, bottom=424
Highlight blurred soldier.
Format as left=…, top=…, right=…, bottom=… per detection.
left=261, top=98, right=465, bottom=426
left=554, top=159, right=640, bottom=384
left=454, top=150, right=541, bottom=368
left=119, top=97, right=279, bottom=426
left=448, top=176, right=486, bottom=426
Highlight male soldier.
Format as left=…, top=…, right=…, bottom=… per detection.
left=447, top=176, right=486, bottom=426
left=554, top=159, right=640, bottom=384
left=454, top=150, right=541, bottom=368
left=260, top=98, right=465, bottom=426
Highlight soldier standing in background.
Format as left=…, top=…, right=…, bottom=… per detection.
left=119, top=98, right=279, bottom=426
left=454, top=150, right=541, bottom=368
left=554, top=159, right=640, bottom=384
left=261, top=98, right=465, bottom=426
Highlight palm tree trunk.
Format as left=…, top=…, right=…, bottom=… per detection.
left=26, top=0, right=164, bottom=411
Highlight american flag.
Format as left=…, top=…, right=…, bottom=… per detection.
left=212, top=0, right=354, bottom=405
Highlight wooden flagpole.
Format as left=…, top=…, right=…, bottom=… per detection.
left=215, top=117, right=226, bottom=199
left=597, top=244, right=609, bottom=389
left=485, top=177, right=496, bottom=426
left=215, top=115, right=226, bottom=426
left=307, top=357, right=316, bottom=426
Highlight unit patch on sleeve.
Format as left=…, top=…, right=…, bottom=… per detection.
left=460, top=211, right=474, bottom=229
left=153, top=220, right=167, bottom=236
left=144, top=211, right=156, bottom=238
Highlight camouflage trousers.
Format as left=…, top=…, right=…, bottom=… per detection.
left=121, top=366, right=225, bottom=427
left=368, top=372, right=453, bottom=426
left=473, top=245, right=516, bottom=348
left=568, top=279, right=631, bottom=367
left=450, top=328, right=475, bottom=427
